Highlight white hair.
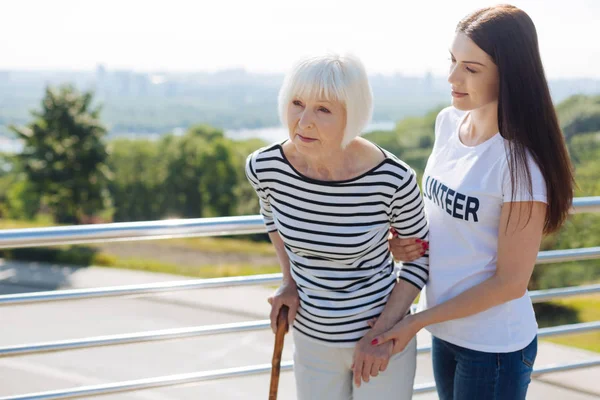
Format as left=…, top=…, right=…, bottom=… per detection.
left=277, top=54, right=373, bottom=148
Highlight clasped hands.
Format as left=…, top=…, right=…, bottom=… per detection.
left=351, top=314, right=420, bottom=387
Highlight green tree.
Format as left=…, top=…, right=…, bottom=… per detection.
left=161, top=126, right=240, bottom=218
left=108, top=125, right=246, bottom=221
left=201, top=138, right=241, bottom=217
left=161, top=132, right=208, bottom=218
left=0, top=154, right=41, bottom=220
left=5, top=179, right=41, bottom=220
left=187, top=124, right=225, bottom=141
left=10, top=86, right=111, bottom=224
left=556, top=95, right=600, bottom=144
left=108, top=138, right=166, bottom=221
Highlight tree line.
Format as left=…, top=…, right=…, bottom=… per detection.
left=0, top=86, right=262, bottom=224
left=0, top=85, right=598, bottom=291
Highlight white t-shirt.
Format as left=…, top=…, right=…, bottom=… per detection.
left=417, top=107, right=547, bottom=353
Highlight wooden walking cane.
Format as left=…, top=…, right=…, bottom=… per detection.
left=268, top=305, right=290, bottom=400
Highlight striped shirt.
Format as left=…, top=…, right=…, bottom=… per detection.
left=245, top=141, right=429, bottom=346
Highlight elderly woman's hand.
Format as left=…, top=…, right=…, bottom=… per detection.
left=351, top=330, right=393, bottom=387
left=267, top=280, right=300, bottom=334
left=389, top=228, right=428, bottom=262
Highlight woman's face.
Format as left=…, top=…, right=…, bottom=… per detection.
left=287, top=96, right=347, bottom=156
left=448, top=32, right=499, bottom=112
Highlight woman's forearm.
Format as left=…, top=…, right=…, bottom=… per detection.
left=372, top=279, right=420, bottom=332
left=412, top=202, right=544, bottom=332
left=414, top=273, right=523, bottom=330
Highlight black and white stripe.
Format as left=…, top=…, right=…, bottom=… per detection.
left=245, top=142, right=429, bottom=345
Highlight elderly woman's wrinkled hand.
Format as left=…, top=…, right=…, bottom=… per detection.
left=389, top=229, right=428, bottom=262
left=351, top=330, right=393, bottom=388
left=268, top=280, right=300, bottom=334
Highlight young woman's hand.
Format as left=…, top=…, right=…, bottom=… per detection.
left=267, top=280, right=299, bottom=333
left=366, top=317, right=407, bottom=355
left=389, top=228, right=428, bottom=262
left=370, top=314, right=423, bottom=354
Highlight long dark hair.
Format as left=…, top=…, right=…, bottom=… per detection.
left=457, top=4, right=574, bottom=233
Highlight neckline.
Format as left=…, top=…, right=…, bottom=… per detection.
left=276, top=139, right=389, bottom=184
left=454, top=111, right=502, bottom=150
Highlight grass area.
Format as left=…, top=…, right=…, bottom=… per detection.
left=0, top=217, right=54, bottom=229
left=542, top=294, right=600, bottom=353
left=101, top=257, right=281, bottom=278
left=3, top=244, right=280, bottom=279
left=0, top=218, right=278, bottom=278
left=153, top=236, right=275, bottom=255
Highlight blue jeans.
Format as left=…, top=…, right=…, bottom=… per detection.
left=431, top=336, right=537, bottom=400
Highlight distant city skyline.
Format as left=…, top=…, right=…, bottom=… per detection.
left=0, top=0, right=598, bottom=78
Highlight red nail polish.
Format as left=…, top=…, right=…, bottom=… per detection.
left=416, top=239, right=422, bottom=243
left=371, top=339, right=379, bottom=345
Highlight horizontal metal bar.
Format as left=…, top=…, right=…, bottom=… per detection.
left=2, top=357, right=598, bottom=400
left=0, top=273, right=283, bottom=306
left=571, top=196, right=600, bottom=214
left=0, top=215, right=266, bottom=249
left=3, top=312, right=598, bottom=359
left=536, top=246, right=600, bottom=264
left=530, top=284, right=600, bottom=303
left=537, top=321, right=600, bottom=338
left=1, top=274, right=597, bottom=310
left=0, top=197, right=596, bottom=250
left=412, top=359, right=600, bottom=395
left=412, top=382, right=438, bottom=395
left=1, top=245, right=599, bottom=306
left=0, top=320, right=271, bottom=357
left=0, top=362, right=294, bottom=400
left=532, top=359, right=600, bottom=375
left=417, top=321, right=600, bottom=355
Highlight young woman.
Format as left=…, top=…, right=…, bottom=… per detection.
left=370, top=5, right=575, bottom=400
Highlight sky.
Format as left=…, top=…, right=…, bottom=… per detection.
left=0, top=0, right=598, bottom=78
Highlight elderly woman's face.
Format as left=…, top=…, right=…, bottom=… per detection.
left=287, top=96, right=346, bottom=153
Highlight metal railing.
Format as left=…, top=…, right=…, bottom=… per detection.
left=0, top=196, right=599, bottom=399
left=0, top=196, right=597, bottom=250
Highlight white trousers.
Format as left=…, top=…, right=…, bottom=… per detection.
left=293, top=330, right=417, bottom=400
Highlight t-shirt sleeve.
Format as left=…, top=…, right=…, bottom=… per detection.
left=245, top=153, right=277, bottom=232
left=390, top=170, right=430, bottom=290
left=502, top=154, right=547, bottom=204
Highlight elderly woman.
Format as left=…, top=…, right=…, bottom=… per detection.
left=245, top=54, right=429, bottom=400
